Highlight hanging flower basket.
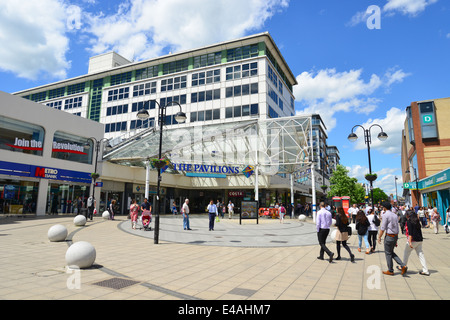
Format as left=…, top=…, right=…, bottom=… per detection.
left=91, top=173, right=100, bottom=180
left=151, top=158, right=169, bottom=169
left=365, top=173, right=377, bottom=182
left=320, top=185, right=328, bottom=192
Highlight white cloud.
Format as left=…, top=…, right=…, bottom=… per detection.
left=294, top=68, right=409, bottom=131
left=0, top=0, right=73, bottom=80
left=83, top=0, right=289, bottom=61
left=346, top=164, right=403, bottom=196
left=383, top=0, right=438, bottom=16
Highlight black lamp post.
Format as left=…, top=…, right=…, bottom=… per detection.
left=137, top=100, right=186, bottom=244
left=348, top=124, right=388, bottom=206
left=405, top=167, right=420, bottom=207
left=85, top=137, right=110, bottom=215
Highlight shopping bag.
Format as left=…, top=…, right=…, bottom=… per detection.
left=216, top=216, right=220, bottom=222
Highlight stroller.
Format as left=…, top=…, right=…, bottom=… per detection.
left=141, top=210, right=152, bottom=231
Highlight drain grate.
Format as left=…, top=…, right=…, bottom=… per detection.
left=92, top=277, right=140, bottom=290
left=228, top=288, right=257, bottom=297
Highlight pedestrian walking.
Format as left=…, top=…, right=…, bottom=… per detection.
left=356, top=210, right=371, bottom=254
left=335, top=207, right=354, bottom=262
left=172, top=201, right=178, bottom=216
left=207, top=200, right=218, bottom=231
left=316, top=202, right=334, bottom=262
left=108, top=199, right=116, bottom=220
left=402, top=211, right=429, bottom=276
left=279, top=203, right=286, bottom=223
left=431, top=207, right=441, bottom=234
left=227, top=200, right=234, bottom=219
left=378, top=201, right=407, bottom=276
left=182, top=199, right=191, bottom=230
left=418, top=206, right=426, bottom=228
left=129, top=199, right=139, bottom=230
left=446, top=207, right=450, bottom=234
left=367, top=209, right=380, bottom=253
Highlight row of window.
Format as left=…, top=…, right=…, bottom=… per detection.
left=105, top=84, right=259, bottom=116
left=104, top=104, right=260, bottom=133
left=46, top=97, right=83, bottom=110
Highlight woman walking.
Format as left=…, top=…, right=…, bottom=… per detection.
left=402, top=211, right=429, bottom=276
left=367, top=209, right=380, bottom=253
left=129, top=199, right=139, bottom=229
left=109, top=199, right=116, bottom=220
left=335, top=207, right=355, bottom=262
left=356, top=210, right=371, bottom=254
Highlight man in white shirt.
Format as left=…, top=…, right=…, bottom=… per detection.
left=316, top=202, right=334, bottom=262
left=207, top=200, right=218, bottom=231
left=182, top=199, right=191, bottom=230
left=228, top=201, right=234, bottom=219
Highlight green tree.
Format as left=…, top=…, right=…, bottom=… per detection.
left=328, top=165, right=365, bottom=205
left=372, top=187, right=389, bottom=205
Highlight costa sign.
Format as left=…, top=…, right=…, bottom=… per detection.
left=228, top=191, right=244, bottom=197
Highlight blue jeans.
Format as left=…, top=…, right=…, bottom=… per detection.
left=358, top=232, right=369, bottom=250
left=183, top=214, right=190, bottom=230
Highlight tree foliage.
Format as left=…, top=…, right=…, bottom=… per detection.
left=328, top=165, right=365, bottom=205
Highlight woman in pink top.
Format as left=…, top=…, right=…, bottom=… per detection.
left=130, top=199, right=140, bottom=230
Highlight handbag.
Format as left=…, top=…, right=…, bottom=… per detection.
left=346, top=225, right=352, bottom=236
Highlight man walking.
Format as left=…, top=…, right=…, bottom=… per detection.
left=316, top=202, right=334, bottom=262
left=207, top=200, right=218, bottom=231
left=378, top=201, right=407, bottom=276
left=182, top=199, right=191, bottom=230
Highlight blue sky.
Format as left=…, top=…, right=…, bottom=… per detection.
left=0, top=0, right=449, bottom=197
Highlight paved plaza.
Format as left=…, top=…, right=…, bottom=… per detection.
left=1, top=213, right=450, bottom=301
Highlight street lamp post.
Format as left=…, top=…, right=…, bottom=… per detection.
left=137, top=100, right=186, bottom=244
left=348, top=124, right=388, bottom=207
left=85, top=137, right=110, bottom=216
left=405, top=167, right=420, bottom=207
left=394, top=176, right=398, bottom=204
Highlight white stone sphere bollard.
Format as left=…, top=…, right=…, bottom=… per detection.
left=48, top=224, right=68, bottom=242
left=330, top=228, right=337, bottom=242
left=73, top=215, right=87, bottom=226
left=349, top=223, right=357, bottom=234
left=102, top=211, right=110, bottom=220
left=298, top=214, right=306, bottom=221
left=65, top=241, right=96, bottom=269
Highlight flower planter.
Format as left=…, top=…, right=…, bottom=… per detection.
left=365, top=174, right=377, bottom=182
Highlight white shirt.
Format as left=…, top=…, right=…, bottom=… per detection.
left=182, top=203, right=190, bottom=214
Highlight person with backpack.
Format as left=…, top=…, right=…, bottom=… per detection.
left=367, top=208, right=380, bottom=253
left=356, top=210, right=371, bottom=254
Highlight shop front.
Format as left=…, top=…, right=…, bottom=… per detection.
left=419, top=168, right=450, bottom=224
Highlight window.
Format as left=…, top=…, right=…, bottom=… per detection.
left=227, top=44, right=258, bottom=62
left=191, top=90, right=220, bottom=103
left=174, top=76, right=187, bottom=90
left=133, top=82, right=156, bottom=97
left=130, top=118, right=155, bottom=130
left=162, top=59, right=189, bottom=75
left=190, top=109, right=221, bottom=123
left=192, top=69, right=220, bottom=86
left=106, top=104, right=128, bottom=116
left=47, top=101, right=62, bottom=110
left=48, top=87, right=65, bottom=100
left=30, top=92, right=47, bottom=102
left=225, top=83, right=258, bottom=98
left=226, top=62, right=258, bottom=80
left=193, top=52, right=222, bottom=69
left=105, top=121, right=127, bottom=133
left=67, top=82, right=85, bottom=95
left=224, top=104, right=258, bottom=119
left=160, top=94, right=187, bottom=107
left=135, top=66, right=159, bottom=80
left=64, top=97, right=83, bottom=110
left=0, top=115, right=45, bottom=156
left=110, top=72, right=132, bottom=86
left=52, top=131, right=93, bottom=164
left=132, top=101, right=156, bottom=112
left=107, top=87, right=129, bottom=101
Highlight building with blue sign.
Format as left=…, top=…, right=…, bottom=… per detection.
left=0, top=91, right=104, bottom=215
left=402, top=97, right=450, bottom=224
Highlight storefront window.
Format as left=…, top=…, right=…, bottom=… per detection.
left=0, top=179, right=39, bottom=214
left=0, top=115, right=45, bottom=156
left=47, top=183, right=90, bottom=214
left=52, top=131, right=93, bottom=164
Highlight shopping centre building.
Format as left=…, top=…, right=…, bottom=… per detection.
left=401, top=97, right=450, bottom=223
left=4, top=32, right=339, bottom=216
